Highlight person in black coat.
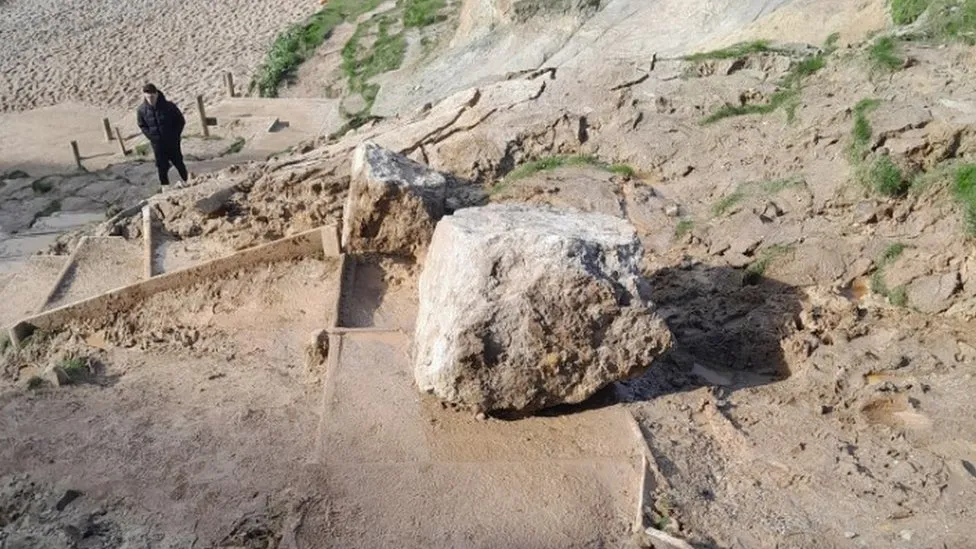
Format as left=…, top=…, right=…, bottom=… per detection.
left=137, top=83, right=188, bottom=188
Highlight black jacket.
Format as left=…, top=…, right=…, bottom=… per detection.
left=137, top=92, right=185, bottom=142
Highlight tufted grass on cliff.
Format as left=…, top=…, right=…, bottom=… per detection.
left=953, top=164, right=976, bottom=236
left=683, top=40, right=774, bottom=61
left=868, top=36, right=904, bottom=71
left=403, top=0, right=446, bottom=27
left=891, top=0, right=976, bottom=44
left=341, top=15, right=407, bottom=117
left=253, top=0, right=386, bottom=97
left=892, top=0, right=930, bottom=24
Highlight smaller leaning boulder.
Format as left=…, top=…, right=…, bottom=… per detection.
left=341, top=142, right=447, bottom=257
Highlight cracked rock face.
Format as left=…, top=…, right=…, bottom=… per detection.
left=341, top=142, right=447, bottom=257
left=413, top=203, right=674, bottom=413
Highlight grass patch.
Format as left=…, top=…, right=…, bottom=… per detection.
left=868, top=156, right=908, bottom=196
left=674, top=219, right=694, bottom=238
left=868, top=36, right=904, bottom=71
left=403, top=0, right=446, bottom=27
left=952, top=164, right=976, bottom=235
left=702, top=88, right=799, bottom=124
left=931, top=0, right=976, bottom=44
left=341, top=15, right=408, bottom=116
left=683, top=40, right=773, bottom=62
left=224, top=137, right=246, bottom=156
left=504, top=155, right=603, bottom=182
left=31, top=178, right=54, bottom=194
left=60, top=357, right=88, bottom=384
left=490, top=155, right=636, bottom=194
left=850, top=98, right=881, bottom=158
left=871, top=242, right=910, bottom=305
left=892, top=0, right=931, bottom=24
left=744, top=245, right=792, bottom=284
left=134, top=142, right=151, bottom=156
left=711, top=176, right=805, bottom=216
left=609, top=164, right=637, bottom=178
left=824, top=32, right=842, bottom=54
left=847, top=98, right=908, bottom=197
left=712, top=190, right=746, bottom=216
left=253, top=0, right=386, bottom=98
left=700, top=35, right=838, bottom=124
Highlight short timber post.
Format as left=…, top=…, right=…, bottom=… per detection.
left=70, top=141, right=83, bottom=169
left=114, top=127, right=129, bottom=155
left=224, top=72, right=235, bottom=98
left=102, top=118, right=114, bottom=141
left=196, top=95, right=210, bottom=137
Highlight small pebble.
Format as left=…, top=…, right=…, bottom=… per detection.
left=475, top=412, right=487, bottom=421
left=899, top=530, right=913, bottom=541
left=844, top=531, right=857, bottom=539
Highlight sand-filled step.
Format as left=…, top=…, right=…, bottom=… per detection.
left=42, top=237, right=144, bottom=311
left=0, top=255, right=69, bottom=328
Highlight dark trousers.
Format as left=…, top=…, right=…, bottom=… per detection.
left=151, top=137, right=188, bottom=185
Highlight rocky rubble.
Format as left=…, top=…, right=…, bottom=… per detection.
left=413, top=204, right=673, bottom=413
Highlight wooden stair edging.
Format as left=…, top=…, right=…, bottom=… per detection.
left=8, top=224, right=340, bottom=349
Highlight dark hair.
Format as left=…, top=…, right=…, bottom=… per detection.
left=142, top=83, right=159, bottom=94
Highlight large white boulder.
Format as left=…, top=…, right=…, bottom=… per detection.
left=413, top=204, right=673, bottom=413
left=341, top=142, right=447, bottom=257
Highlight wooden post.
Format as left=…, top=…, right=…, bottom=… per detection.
left=224, top=72, right=235, bottom=98
left=196, top=95, right=209, bottom=137
left=70, top=140, right=83, bottom=169
left=114, top=127, right=129, bottom=155
left=102, top=118, right=114, bottom=141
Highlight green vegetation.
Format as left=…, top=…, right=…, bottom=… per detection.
left=867, top=156, right=908, bottom=196
left=674, top=219, right=694, bottom=238
left=134, top=142, right=151, bottom=156
left=711, top=190, right=746, bottom=216
left=711, top=176, right=805, bottom=216
left=846, top=98, right=909, bottom=196
left=60, top=357, right=88, bottom=384
left=253, top=0, right=386, bottom=97
left=700, top=34, right=842, bottom=124
left=952, top=164, right=976, bottom=235
left=850, top=98, right=881, bottom=159
left=683, top=40, right=773, bottom=62
left=890, top=0, right=976, bottom=44
left=892, top=0, right=930, bottom=24
left=489, top=155, right=639, bottom=195
left=608, top=164, right=637, bottom=178
left=824, top=32, right=842, bottom=54
left=702, top=88, right=799, bottom=125
left=868, top=36, right=904, bottom=71
left=224, top=137, right=246, bottom=156
left=744, top=245, right=792, bottom=284
left=341, top=16, right=408, bottom=117
left=31, top=177, right=54, bottom=194
left=871, top=242, right=909, bottom=305
left=928, top=0, right=976, bottom=44
left=403, top=0, right=446, bottom=27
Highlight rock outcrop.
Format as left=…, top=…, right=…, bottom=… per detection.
left=413, top=204, right=673, bottom=413
left=341, top=142, right=447, bottom=258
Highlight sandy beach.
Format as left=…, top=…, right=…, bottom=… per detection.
left=0, top=0, right=318, bottom=113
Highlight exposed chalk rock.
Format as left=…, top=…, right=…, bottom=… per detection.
left=413, top=204, right=673, bottom=413
left=341, top=142, right=446, bottom=257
